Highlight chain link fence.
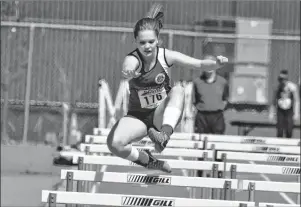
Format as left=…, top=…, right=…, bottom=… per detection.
left=1, top=0, right=300, bottom=143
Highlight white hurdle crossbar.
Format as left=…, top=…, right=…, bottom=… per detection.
left=76, top=144, right=300, bottom=164
left=93, top=128, right=300, bottom=146
left=42, top=191, right=255, bottom=207
left=200, top=134, right=300, bottom=146
left=258, top=203, right=300, bottom=207
left=93, top=128, right=200, bottom=141
left=79, top=144, right=213, bottom=158
left=73, top=155, right=301, bottom=176
left=61, top=170, right=300, bottom=195
left=84, top=135, right=300, bottom=155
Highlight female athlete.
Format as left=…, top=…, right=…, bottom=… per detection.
left=107, top=4, right=228, bottom=173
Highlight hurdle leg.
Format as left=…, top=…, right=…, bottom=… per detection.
left=247, top=182, right=256, bottom=202
left=211, top=163, right=219, bottom=199
left=205, top=144, right=216, bottom=199
left=77, top=157, right=84, bottom=192
left=76, top=157, right=84, bottom=207
left=221, top=153, right=227, bottom=178
left=200, top=152, right=208, bottom=199
left=191, top=138, right=207, bottom=199
left=190, top=164, right=197, bottom=199
left=66, top=172, right=74, bottom=207
left=203, top=170, right=212, bottom=199
left=211, top=144, right=216, bottom=162
left=223, top=180, right=232, bottom=200
left=84, top=146, right=92, bottom=192
left=230, top=165, right=237, bottom=200
left=219, top=153, right=227, bottom=199
left=84, top=146, right=91, bottom=170
left=48, top=193, right=56, bottom=207
left=66, top=172, right=74, bottom=191
left=77, top=157, right=85, bottom=192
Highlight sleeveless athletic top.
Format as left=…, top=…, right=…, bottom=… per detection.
left=127, top=47, right=173, bottom=112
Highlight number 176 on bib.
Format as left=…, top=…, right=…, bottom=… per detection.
left=138, top=89, right=167, bottom=109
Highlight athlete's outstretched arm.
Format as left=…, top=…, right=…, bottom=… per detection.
left=165, top=49, right=227, bottom=71
left=121, top=55, right=141, bottom=79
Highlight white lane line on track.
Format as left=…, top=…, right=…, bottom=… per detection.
left=248, top=161, right=296, bottom=204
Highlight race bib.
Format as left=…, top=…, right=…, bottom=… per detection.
left=138, top=87, right=167, bottom=109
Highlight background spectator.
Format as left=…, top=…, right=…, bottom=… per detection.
left=192, top=55, right=229, bottom=177
left=192, top=55, right=229, bottom=135
left=269, top=70, right=300, bottom=138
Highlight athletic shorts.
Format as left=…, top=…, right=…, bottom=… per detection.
left=126, top=110, right=158, bottom=130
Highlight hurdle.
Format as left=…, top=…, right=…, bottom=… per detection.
left=92, top=128, right=300, bottom=146
left=60, top=144, right=299, bottom=201
left=258, top=203, right=300, bottom=207
left=60, top=170, right=300, bottom=199
left=74, top=144, right=300, bottom=164
left=84, top=136, right=300, bottom=154
left=42, top=191, right=255, bottom=207
left=92, top=128, right=201, bottom=141
left=79, top=144, right=213, bottom=158
left=71, top=154, right=300, bottom=200
left=72, top=155, right=301, bottom=176
left=200, top=134, right=300, bottom=146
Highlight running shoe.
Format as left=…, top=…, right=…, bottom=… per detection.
left=148, top=128, right=170, bottom=153
left=144, top=149, right=171, bottom=173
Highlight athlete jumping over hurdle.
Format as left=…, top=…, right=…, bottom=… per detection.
left=107, top=3, right=228, bottom=173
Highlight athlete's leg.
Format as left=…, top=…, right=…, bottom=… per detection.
left=149, top=83, right=185, bottom=152
left=106, top=115, right=171, bottom=172
left=107, top=116, right=147, bottom=158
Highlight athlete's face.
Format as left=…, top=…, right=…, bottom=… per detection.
left=135, top=30, right=158, bottom=58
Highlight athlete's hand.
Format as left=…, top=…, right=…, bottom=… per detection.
left=216, top=55, right=228, bottom=65
left=122, top=69, right=141, bottom=79
left=122, top=55, right=141, bottom=79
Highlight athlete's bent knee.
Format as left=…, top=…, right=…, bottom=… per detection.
left=107, top=134, right=128, bottom=154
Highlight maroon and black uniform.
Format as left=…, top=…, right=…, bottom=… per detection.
left=126, top=47, right=173, bottom=129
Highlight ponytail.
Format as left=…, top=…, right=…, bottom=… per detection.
left=146, top=3, right=164, bottom=29
left=133, top=3, right=164, bottom=38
